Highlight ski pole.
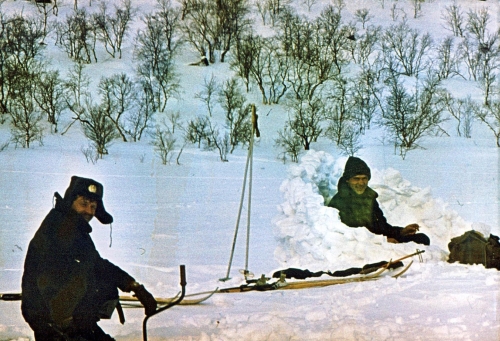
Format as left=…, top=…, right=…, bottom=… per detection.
left=220, top=136, right=252, bottom=282
left=220, top=105, right=259, bottom=282
left=244, top=105, right=258, bottom=277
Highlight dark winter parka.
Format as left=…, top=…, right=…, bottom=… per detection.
left=328, top=176, right=403, bottom=239
left=21, top=191, right=135, bottom=330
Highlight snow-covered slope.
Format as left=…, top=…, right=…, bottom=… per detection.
left=0, top=0, right=499, bottom=340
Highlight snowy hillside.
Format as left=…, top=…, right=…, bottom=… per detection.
left=0, top=0, right=499, bottom=340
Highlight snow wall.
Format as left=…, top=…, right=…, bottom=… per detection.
left=273, top=150, right=491, bottom=271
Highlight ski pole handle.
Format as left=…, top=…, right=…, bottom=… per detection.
left=251, top=105, right=260, bottom=138
left=180, top=265, right=186, bottom=287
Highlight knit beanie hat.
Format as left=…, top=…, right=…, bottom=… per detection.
left=63, top=176, right=113, bottom=224
left=342, top=156, right=371, bottom=180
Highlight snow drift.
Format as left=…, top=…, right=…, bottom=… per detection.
left=274, top=150, right=491, bottom=270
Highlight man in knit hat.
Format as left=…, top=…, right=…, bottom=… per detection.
left=328, top=157, right=430, bottom=245
left=21, top=176, right=157, bottom=341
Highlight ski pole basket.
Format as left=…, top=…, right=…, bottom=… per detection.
left=143, top=264, right=186, bottom=341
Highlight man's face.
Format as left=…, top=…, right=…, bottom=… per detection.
left=346, top=175, right=369, bottom=195
left=71, top=195, right=98, bottom=222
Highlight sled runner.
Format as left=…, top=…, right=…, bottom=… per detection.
left=1, top=251, right=424, bottom=304
left=277, top=261, right=414, bottom=290
left=217, top=257, right=415, bottom=293
left=119, top=288, right=218, bottom=306
left=218, top=265, right=390, bottom=293
left=0, top=290, right=217, bottom=306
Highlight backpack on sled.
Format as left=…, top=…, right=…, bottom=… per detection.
left=447, top=230, right=500, bottom=270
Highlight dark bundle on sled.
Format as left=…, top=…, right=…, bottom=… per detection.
left=272, top=260, right=404, bottom=280
left=448, top=230, right=500, bottom=270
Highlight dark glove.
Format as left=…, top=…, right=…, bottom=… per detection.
left=133, top=284, right=157, bottom=316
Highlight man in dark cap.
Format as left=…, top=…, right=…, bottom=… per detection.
left=22, top=176, right=157, bottom=341
left=328, top=157, right=430, bottom=245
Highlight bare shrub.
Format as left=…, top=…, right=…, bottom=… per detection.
left=98, top=73, right=136, bottom=142
left=34, top=70, right=66, bottom=133
left=338, top=126, right=362, bottom=157
left=475, top=101, right=500, bottom=147
left=80, top=99, right=119, bottom=157
left=135, top=13, right=180, bottom=112
left=377, top=74, right=447, bottom=159
left=381, top=22, right=432, bottom=77
left=81, top=145, right=99, bottom=164
left=275, top=124, right=302, bottom=163
left=195, top=74, right=219, bottom=116
left=354, top=8, right=372, bottom=29
left=218, top=78, right=252, bottom=152
left=151, top=121, right=176, bottom=164
left=445, top=94, right=475, bottom=138
left=432, top=36, right=461, bottom=81
left=466, top=7, right=490, bottom=43
left=93, top=0, right=135, bottom=59
left=441, top=3, right=465, bottom=37
left=286, top=96, right=324, bottom=150
left=57, top=8, right=97, bottom=63
left=186, top=115, right=210, bottom=148
left=206, top=121, right=229, bottom=162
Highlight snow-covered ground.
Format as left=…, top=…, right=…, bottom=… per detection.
left=1, top=0, right=499, bottom=340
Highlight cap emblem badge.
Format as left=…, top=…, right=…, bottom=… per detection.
left=88, top=184, right=97, bottom=193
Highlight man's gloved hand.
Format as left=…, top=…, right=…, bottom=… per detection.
left=401, top=224, right=420, bottom=236
left=132, top=283, right=157, bottom=316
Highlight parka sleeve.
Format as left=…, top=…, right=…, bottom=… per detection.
left=94, top=257, right=136, bottom=292
left=368, top=200, right=403, bottom=239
